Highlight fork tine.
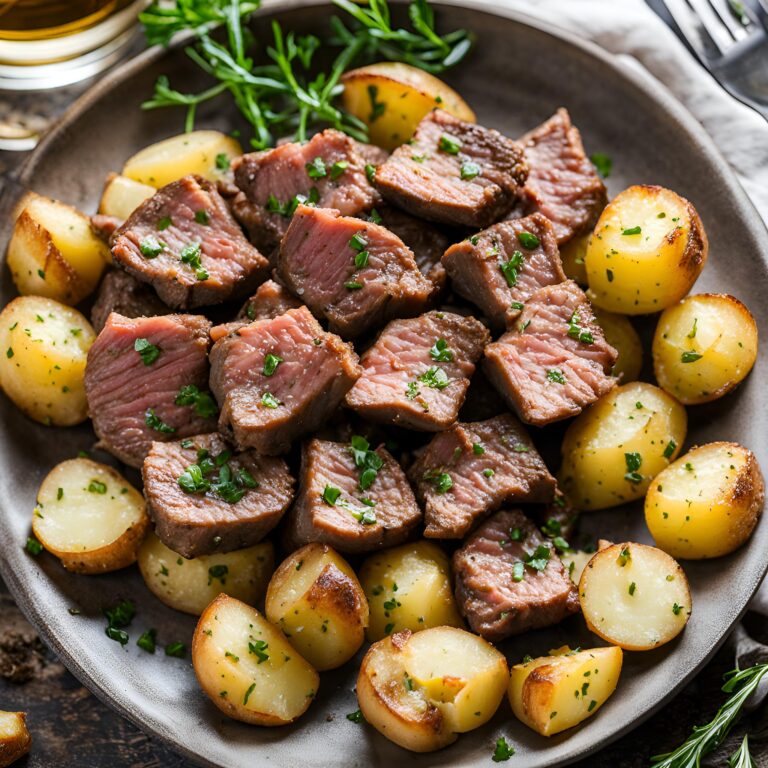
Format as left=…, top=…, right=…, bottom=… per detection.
left=687, top=0, right=737, bottom=52
left=659, top=0, right=717, bottom=59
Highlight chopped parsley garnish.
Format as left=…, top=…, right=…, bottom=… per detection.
left=215, top=152, right=230, bottom=171
left=512, top=561, right=525, bottom=582
left=194, top=209, right=210, bottom=225
left=567, top=311, right=594, bottom=344
left=429, top=338, right=453, bottom=362
left=460, top=160, right=480, bottom=180
left=510, top=527, right=524, bottom=542
left=546, top=368, right=566, bottom=384
left=344, top=281, right=363, bottom=290
left=208, top=564, right=228, bottom=585
left=472, top=442, right=485, bottom=455
left=517, top=231, right=540, bottom=249
left=628, top=582, right=637, bottom=596
left=672, top=603, right=683, bottom=616
left=243, top=682, right=256, bottom=705
left=175, top=384, right=218, bottom=418
left=305, top=156, right=327, bottom=179
left=367, top=84, right=386, bottom=122
left=624, top=452, right=643, bottom=484
left=88, top=480, right=107, bottom=494
left=524, top=544, right=551, bottom=572
left=349, top=435, right=383, bottom=491
left=248, top=639, right=269, bottom=663
left=425, top=470, right=453, bottom=494
left=330, top=160, right=349, bottom=180
left=418, top=366, right=450, bottom=390
left=137, top=629, right=157, bottom=654
left=492, top=736, right=515, bottom=762
left=663, top=440, right=677, bottom=459
left=157, top=216, right=172, bottom=230
left=368, top=207, right=382, bottom=224
left=438, top=133, right=462, bottom=154
left=590, top=152, right=612, bottom=178
left=616, top=546, right=631, bottom=567
left=262, top=353, right=283, bottom=377
left=499, top=249, right=525, bottom=288
left=134, top=338, right=161, bottom=365
left=365, top=163, right=376, bottom=184
left=483, top=468, right=495, bottom=478
left=681, top=350, right=703, bottom=363
left=178, top=448, right=257, bottom=503
left=104, top=599, right=135, bottom=645
left=165, top=641, right=187, bottom=658
left=178, top=463, right=209, bottom=494
left=25, top=537, right=43, bottom=556
left=606, top=268, right=614, bottom=282
left=405, top=381, right=420, bottom=400
left=622, top=226, right=642, bottom=236
left=688, top=318, right=698, bottom=339
left=322, top=484, right=342, bottom=505
left=145, top=408, right=176, bottom=434
left=139, top=236, right=164, bottom=258
left=260, top=391, right=280, bottom=408
left=179, top=242, right=208, bottom=280
left=346, top=709, right=365, bottom=723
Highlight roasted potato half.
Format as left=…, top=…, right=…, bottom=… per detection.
left=265, top=543, right=368, bottom=671
left=593, top=307, right=643, bottom=383
left=560, top=550, right=594, bottom=585
left=7, top=192, right=109, bottom=305
left=645, top=442, right=764, bottom=559
left=138, top=532, right=274, bottom=615
left=579, top=542, right=691, bottom=651
left=98, top=173, right=156, bottom=220
left=32, top=458, right=149, bottom=574
left=359, top=541, right=464, bottom=641
left=122, top=130, right=242, bottom=188
left=0, top=297, right=95, bottom=426
left=558, top=382, right=687, bottom=511
left=193, top=594, right=319, bottom=726
left=509, top=645, right=622, bottom=736
left=652, top=293, right=758, bottom=404
left=356, top=627, right=508, bottom=752
left=341, top=62, right=475, bottom=150
left=585, top=185, right=707, bottom=315
left=559, top=232, right=589, bottom=286
left=0, top=711, right=31, bottom=767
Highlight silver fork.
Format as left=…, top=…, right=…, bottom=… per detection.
left=652, top=0, right=768, bottom=121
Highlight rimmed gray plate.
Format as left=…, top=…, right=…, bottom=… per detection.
left=1, top=2, right=767, bottom=766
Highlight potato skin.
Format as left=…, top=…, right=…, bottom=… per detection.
left=592, top=307, right=643, bottom=383
left=266, top=544, right=368, bottom=671
left=558, top=382, right=687, bottom=511
left=585, top=185, right=708, bottom=315
left=0, top=297, right=95, bottom=426
left=0, top=710, right=32, bottom=767
left=652, top=293, right=758, bottom=404
left=645, top=442, right=764, bottom=559
left=359, top=541, right=463, bottom=641
left=341, top=62, right=475, bottom=150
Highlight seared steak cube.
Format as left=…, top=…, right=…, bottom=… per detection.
left=277, top=205, right=432, bottom=339
left=453, top=509, right=579, bottom=641
left=112, top=175, right=269, bottom=309
left=91, top=213, right=122, bottom=243
left=90, top=269, right=170, bottom=333
left=232, top=129, right=378, bottom=252
left=85, top=312, right=216, bottom=468
left=374, top=110, right=528, bottom=228
left=143, top=432, right=294, bottom=558
left=345, top=310, right=490, bottom=431
left=483, top=281, right=617, bottom=426
left=351, top=139, right=389, bottom=166
left=409, top=414, right=555, bottom=539
left=284, top=437, right=421, bottom=553
left=531, top=489, right=579, bottom=542
left=209, top=306, right=361, bottom=454
left=515, top=109, right=607, bottom=244
left=442, top=213, right=565, bottom=330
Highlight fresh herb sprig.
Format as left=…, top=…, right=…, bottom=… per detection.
left=651, top=663, right=768, bottom=768
left=139, top=0, right=471, bottom=148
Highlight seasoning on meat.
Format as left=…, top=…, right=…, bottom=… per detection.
left=345, top=310, right=490, bottom=430
left=143, top=432, right=293, bottom=558
left=232, top=129, right=378, bottom=253
left=442, top=213, right=566, bottom=330
left=111, top=175, right=269, bottom=309
left=209, top=306, right=361, bottom=454
left=374, top=109, right=528, bottom=228
left=90, top=269, right=171, bottom=333
left=85, top=312, right=216, bottom=468
left=514, top=108, right=607, bottom=244
left=483, top=281, right=617, bottom=426
left=408, top=413, right=556, bottom=539
left=453, top=509, right=579, bottom=641
left=283, top=437, right=421, bottom=553
left=277, top=205, right=432, bottom=339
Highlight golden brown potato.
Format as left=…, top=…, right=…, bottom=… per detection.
left=0, top=297, right=95, bottom=426
left=359, top=541, right=463, bottom=641
left=98, top=173, right=156, bottom=220
left=356, top=627, right=508, bottom=752
left=193, top=594, right=319, bottom=726
left=0, top=711, right=31, bottom=767
left=645, top=442, right=764, bottom=559
left=32, top=458, right=149, bottom=574
left=509, top=645, right=622, bottom=736
left=7, top=192, right=110, bottom=305
left=592, top=307, right=643, bottom=382
left=585, top=185, right=707, bottom=315
left=138, top=532, right=274, bottom=615
left=559, top=232, right=589, bottom=286
left=579, top=542, right=691, bottom=651
left=652, top=293, right=758, bottom=404
left=265, top=544, right=368, bottom=671
left=341, top=62, right=475, bottom=150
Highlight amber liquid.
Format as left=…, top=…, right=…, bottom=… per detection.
left=0, top=0, right=133, bottom=40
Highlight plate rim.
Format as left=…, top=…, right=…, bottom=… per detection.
left=2, top=2, right=767, bottom=767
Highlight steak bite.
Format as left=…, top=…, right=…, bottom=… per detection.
left=515, top=108, right=607, bottom=244
left=112, top=175, right=269, bottom=309
left=374, top=109, right=528, bottom=228
left=232, top=129, right=378, bottom=252
left=283, top=437, right=421, bottom=553
left=408, top=414, right=556, bottom=539
left=453, top=509, right=579, bottom=641
left=442, top=213, right=566, bottom=330
left=85, top=312, right=216, bottom=468
left=277, top=205, right=432, bottom=339
left=90, top=269, right=170, bottom=333
left=483, top=281, right=617, bottom=426
left=209, top=306, right=361, bottom=454
left=143, top=432, right=294, bottom=558
left=345, top=310, right=490, bottom=431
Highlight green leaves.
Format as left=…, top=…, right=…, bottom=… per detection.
left=349, top=435, right=383, bottom=491
left=175, top=384, right=218, bottom=418
left=499, top=249, right=525, bottom=288
left=428, top=338, right=453, bottom=362
left=134, top=338, right=161, bottom=365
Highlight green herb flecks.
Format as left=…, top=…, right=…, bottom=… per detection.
left=175, top=384, right=218, bottom=418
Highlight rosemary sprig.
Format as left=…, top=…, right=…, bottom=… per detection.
left=651, top=663, right=768, bottom=768
left=728, top=735, right=756, bottom=768
left=138, top=0, right=471, bottom=148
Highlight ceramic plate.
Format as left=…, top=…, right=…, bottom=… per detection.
left=1, top=2, right=767, bottom=766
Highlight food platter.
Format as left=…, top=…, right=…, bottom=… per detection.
left=0, top=1, right=767, bottom=766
